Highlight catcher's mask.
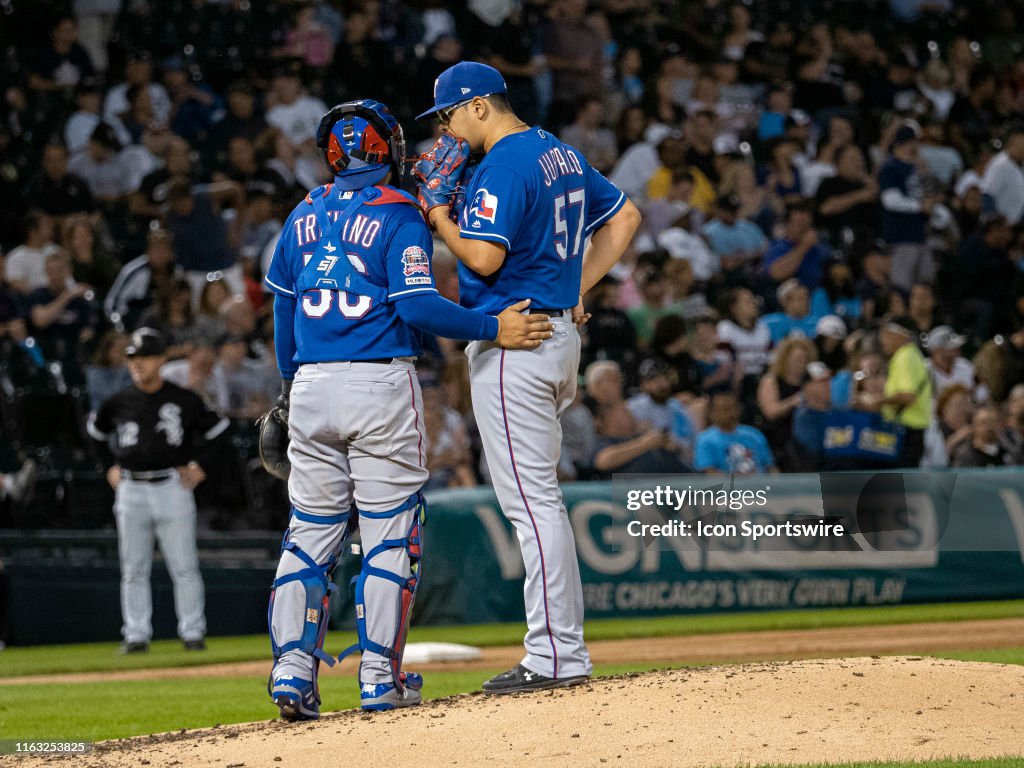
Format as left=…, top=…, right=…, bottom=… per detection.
left=316, top=99, right=406, bottom=182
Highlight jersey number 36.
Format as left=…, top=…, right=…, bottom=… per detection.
left=301, top=252, right=372, bottom=319
left=554, top=188, right=586, bottom=261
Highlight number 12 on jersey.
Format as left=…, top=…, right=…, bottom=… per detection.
left=554, top=188, right=586, bottom=261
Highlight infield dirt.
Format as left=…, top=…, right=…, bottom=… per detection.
left=5, top=656, right=1024, bottom=767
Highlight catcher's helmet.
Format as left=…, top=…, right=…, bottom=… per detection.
left=316, top=99, right=405, bottom=184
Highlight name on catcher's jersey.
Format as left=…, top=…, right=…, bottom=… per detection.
left=457, top=127, right=626, bottom=315
left=264, top=185, right=438, bottom=363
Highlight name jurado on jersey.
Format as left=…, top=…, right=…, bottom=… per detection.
left=538, top=146, right=584, bottom=188
left=294, top=210, right=382, bottom=249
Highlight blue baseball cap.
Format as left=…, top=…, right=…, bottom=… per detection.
left=416, top=61, right=508, bottom=120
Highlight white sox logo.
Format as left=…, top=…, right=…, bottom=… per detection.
left=157, top=403, right=184, bottom=447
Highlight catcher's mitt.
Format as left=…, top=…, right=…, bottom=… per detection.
left=412, top=133, right=472, bottom=218
left=256, top=404, right=290, bottom=481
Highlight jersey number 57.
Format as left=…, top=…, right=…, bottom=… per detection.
left=554, top=188, right=586, bottom=261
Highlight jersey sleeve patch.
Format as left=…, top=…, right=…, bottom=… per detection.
left=401, top=245, right=432, bottom=285
left=468, top=188, right=499, bottom=225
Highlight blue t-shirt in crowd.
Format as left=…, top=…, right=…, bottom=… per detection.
left=810, top=288, right=863, bottom=322
left=879, top=157, right=927, bottom=244
left=694, top=425, right=775, bottom=473
left=702, top=219, right=768, bottom=260
left=762, top=238, right=828, bottom=289
left=762, top=311, right=821, bottom=343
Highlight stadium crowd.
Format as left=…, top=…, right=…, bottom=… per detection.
left=2, top=0, right=1024, bottom=528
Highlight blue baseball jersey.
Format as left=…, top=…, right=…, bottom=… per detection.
left=264, top=184, right=438, bottom=363
left=694, top=425, right=775, bottom=474
left=457, top=127, right=626, bottom=314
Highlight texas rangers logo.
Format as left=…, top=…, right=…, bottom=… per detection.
left=470, top=188, right=498, bottom=223
left=402, top=246, right=430, bottom=277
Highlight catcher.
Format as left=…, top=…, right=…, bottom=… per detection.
left=258, top=98, right=552, bottom=720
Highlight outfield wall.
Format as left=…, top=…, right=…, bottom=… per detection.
left=3, top=469, right=1024, bottom=645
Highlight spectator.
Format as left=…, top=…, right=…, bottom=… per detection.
left=421, top=373, right=476, bottom=490
left=540, top=0, right=604, bottom=128
left=86, top=330, right=131, bottom=411
left=918, top=118, right=964, bottom=188
left=581, top=274, right=634, bottom=376
left=814, top=314, right=849, bottom=373
left=980, top=126, right=1024, bottom=227
left=207, top=82, right=267, bottom=170
left=560, top=97, right=618, bottom=174
left=264, top=60, right=328, bottom=190
left=691, top=312, right=736, bottom=395
left=701, top=193, right=769, bottom=284
left=240, top=184, right=284, bottom=293
left=879, top=123, right=937, bottom=292
left=718, top=159, right=776, bottom=235
left=609, top=125, right=679, bottom=205
left=132, top=136, right=195, bottom=220
left=559, top=385, right=597, bottom=481
left=627, top=357, right=697, bottom=461
left=26, top=250, right=97, bottom=383
left=137, top=278, right=197, bottom=359
left=277, top=4, right=335, bottom=68
left=814, top=144, right=879, bottom=248
left=872, top=316, right=934, bottom=467
left=791, top=359, right=835, bottom=470
left=926, top=325, right=988, bottom=402
left=163, top=58, right=224, bottom=147
left=27, top=15, right=96, bottom=92
left=65, top=78, right=131, bottom=158
left=694, top=391, right=775, bottom=474
left=951, top=406, right=1016, bottom=467
left=855, top=243, right=894, bottom=320
left=122, top=83, right=160, bottom=144
left=26, top=142, right=96, bottom=218
left=67, top=122, right=141, bottom=203
left=4, top=211, right=60, bottom=295
left=918, top=58, right=956, bottom=121
left=663, top=256, right=710, bottom=321
left=948, top=65, right=996, bottom=159
left=105, top=226, right=178, bottom=331
left=586, top=360, right=689, bottom=476
left=651, top=314, right=701, bottom=397
left=763, top=202, right=829, bottom=290
left=908, top=282, right=940, bottom=336
left=1002, top=384, right=1024, bottom=461
left=811, top=260, right=862, bottom=323
left=164, top=179, right=245, bottom=299
left=763, top=279, right=820, bottom=343
left=103, top=50, right=171, bottom=126
left=193, top=278, right=232, bottom=342
left=685, top=109, right=719, bottom=183
left=954, top=214, right=1016, bottom=340
left=717, top=286, right=772, bottom=383
left=642, top=168, right=696, bottom=240
left=761, top=137, right=803, bottom=207
left=757, top=336, right=815, bottom=471
left=161, top=339, right=228, bottom=411
left=626, top=253, right=672, bottom=348
left=217, top=333, right=273, bottom=419
left=61, top=215, right=118, bottom=299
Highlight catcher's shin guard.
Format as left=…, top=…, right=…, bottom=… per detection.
left=268, top=507, right=352, bottom=701
left=338, top=492, right=426, bottom=692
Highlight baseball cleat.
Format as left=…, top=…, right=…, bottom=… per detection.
left=183, top=639, right=206, bottom=651
left=271, top=675, right=320, bottom=721
left=117, top=641, right=149, bottom=655
left=359, top=671, right=423, bottom=711
left=481, top=664, right=589, bottom=695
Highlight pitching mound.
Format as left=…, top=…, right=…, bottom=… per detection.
left=18, top=656, right=1024, bottom=768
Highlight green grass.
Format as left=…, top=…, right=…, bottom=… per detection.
left=938, top=647, right=1024, bottom=666
left=3, top=649, right=1024, bottom=744
left=0, top=662, right=682, bottom=742
left=4, top=599, right=1024, bottom=678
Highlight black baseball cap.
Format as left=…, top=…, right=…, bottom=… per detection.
left=125, top=328, right=167, bottom=357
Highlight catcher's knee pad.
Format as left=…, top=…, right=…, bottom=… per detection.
left=268, top=507, right=354, bottom=677
left=338, top=492, right=426, bottom=690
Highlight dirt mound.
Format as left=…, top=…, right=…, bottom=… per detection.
left=9, top=657, right=1024, bottom=768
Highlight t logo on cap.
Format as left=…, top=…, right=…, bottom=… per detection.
left=416, top=61, right=508, bottom=120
